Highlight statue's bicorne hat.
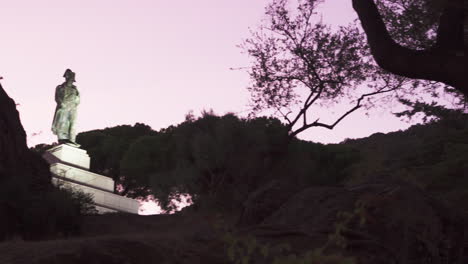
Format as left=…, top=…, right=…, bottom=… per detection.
left=63, top=69, right=76, bottom=82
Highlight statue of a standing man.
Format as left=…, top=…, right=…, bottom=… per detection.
left=52, top=69, right=80, bottom=145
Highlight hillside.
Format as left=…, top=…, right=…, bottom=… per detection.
left=0, top=180, right=466, bottom=264
left=343, top=115, right=468, bottom=213
left=1, top=114, right=467, bottom=263
left=0, top=213, right=226, bottom=264
left=3, top=78, right=468, bottom=263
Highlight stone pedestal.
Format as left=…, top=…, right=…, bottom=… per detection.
left=46, top=144, right=90, bottom=169
left=44, top=144, right=140, bottom=214
left=50, top=163, right=114, bottom=192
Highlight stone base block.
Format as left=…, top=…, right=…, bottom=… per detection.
left=45, top=143, right=140, bottom=214
left=50, top=163, right=115, bottom=192
left=52, top=178, right=140, bottom=214
left=46, top=144, right=90, bottom=169
left=94, top=205, right=119, bottom=214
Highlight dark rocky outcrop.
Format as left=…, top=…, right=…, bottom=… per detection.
left=1, top=181, right=465, bottom=264
left=0, top=83, right=52, bottom=240
left=0, top=84, right=27, bottom=171
left=0, top=83, right=51, bottom=190
left=261, top=178, right=467, bottom=264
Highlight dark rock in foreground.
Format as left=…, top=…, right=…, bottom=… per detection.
left=259, top=178, right=467, bottom=263
left=0, top=179, right=465, bottom=264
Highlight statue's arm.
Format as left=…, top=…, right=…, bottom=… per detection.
left=75, top=90, right=80, bottom=105
left=71, top=87, right=80, bottom=105
left=55, top=86, right=62, bottom=104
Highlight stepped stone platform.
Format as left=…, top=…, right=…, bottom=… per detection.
left=43, top=144, right=140, bottom=214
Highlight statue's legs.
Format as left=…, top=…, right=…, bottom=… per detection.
left=68, top=108, right=78, bottom=143
left=53, top=108, right=70, bottom=141
left=52, top=108, right=79, bottom=145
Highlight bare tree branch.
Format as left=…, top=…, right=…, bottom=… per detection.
left=289, top=86, right=399, bottom=137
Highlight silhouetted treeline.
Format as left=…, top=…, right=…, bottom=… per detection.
left=74, top=113, right=356, bottom=212
left=71, top=113, right=468, bottom=216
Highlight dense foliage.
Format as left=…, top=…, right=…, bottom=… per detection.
left=376, top=0, right=442, bottom=50
left=76, top=123, right=157, bottom=195
left=344, top=114, right=468, bottom=212
left=72, top=112, right=468, bottom=216
left=74, top=114, right=358, bottom=212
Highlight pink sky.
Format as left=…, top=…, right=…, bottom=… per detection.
left=1, top=0, right=415, bottom=146
left=1, top=0, right=418, bottom=214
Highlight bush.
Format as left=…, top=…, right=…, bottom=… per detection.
left=0, top=175, right=96, bottom=241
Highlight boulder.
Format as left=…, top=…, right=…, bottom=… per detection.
left=262, top=178, right=467, bottom=264
left=238, top=179, right=298, bottom=226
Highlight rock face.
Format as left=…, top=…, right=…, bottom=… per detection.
left=0, top=83, right=52, bottom=239
left=0, top=84, right=28, bottom=174
left=0, top=83, right=50, bottom=189
left=262, top=179, right=467, bottom=264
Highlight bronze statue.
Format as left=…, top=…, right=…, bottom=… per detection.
left=52, top=69, right=80, bottom=145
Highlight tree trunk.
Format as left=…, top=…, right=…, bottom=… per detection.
left=351, top=0, right=467, bottom=97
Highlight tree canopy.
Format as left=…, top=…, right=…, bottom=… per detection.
left=76, top=123, right=157, bottom=196
left=65, top=111, right=468, bottom=216
left=73, top=114, right=358, bottom=212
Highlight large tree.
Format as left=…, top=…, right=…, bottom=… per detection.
left=242, top=0, right=448, bottom=137
left=243, top=0, right=466, bottom=136
left=352, top=0, right=467, bottom=96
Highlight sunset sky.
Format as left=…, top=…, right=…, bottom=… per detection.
left=1, top=0, right=419, bottom=214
